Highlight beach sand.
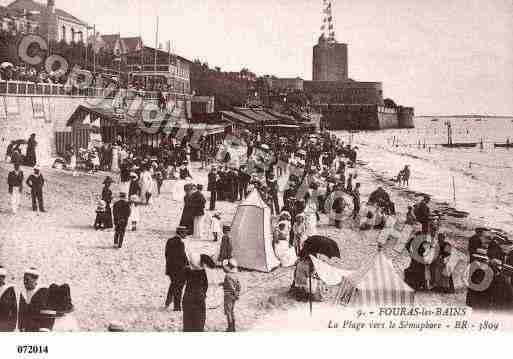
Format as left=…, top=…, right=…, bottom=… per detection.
left=0, top=153, right=490, bottom=331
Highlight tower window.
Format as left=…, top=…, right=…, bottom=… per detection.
left=61, top=26, right=66, bottom=41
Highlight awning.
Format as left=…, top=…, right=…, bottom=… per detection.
left=264, top=124, right=300, bottom=129
left=221, top=111, right=255, bottom=125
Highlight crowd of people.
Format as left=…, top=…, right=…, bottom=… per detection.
left=4, top=121, right=513, bottom=332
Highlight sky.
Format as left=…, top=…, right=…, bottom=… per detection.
left=2, top=0, right=512, bottom=115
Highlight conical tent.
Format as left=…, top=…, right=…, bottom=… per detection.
left=230, top=190, right=280, bottom=272
left=337, top=252, right=415, bottom=306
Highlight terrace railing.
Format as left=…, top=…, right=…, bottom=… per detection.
left=0, top=80, right=192, bottom=101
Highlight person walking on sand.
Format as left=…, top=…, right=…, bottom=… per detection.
left=112, top=192, right=131, bottom=249
left=182, top=252, right=209, bottom=332
left=165, top=226, right=189, bottom=310
left=101, top=177, right=114, bottom=229
left=0, top=266, right=17, bottom=332
left=222, top=259, right=241, bottom=332
left=26, top=165, right=45, bottom=212
left=207, top=166, right=219, bottom=211
left=7, top=163, right=23, bottom=214
left=139, top=165, right=154, bottom=205
left=352, top=182, right=361, bottom=220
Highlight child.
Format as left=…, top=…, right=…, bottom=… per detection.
left=222, top=258, right=241, bottom=332
left=129, top=195, right=140, bottom=231
left=211, top=211, right=222, bottom=242
left=218, top=224, right=233, bottom=263
left=94, top=200, right=106, bottom=230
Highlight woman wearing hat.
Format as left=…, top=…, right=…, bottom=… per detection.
left=182, top=252, right=209, bottom=332
left=101, top=177, right=114, bottom=229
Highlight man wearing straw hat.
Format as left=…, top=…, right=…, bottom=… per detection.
left=18, top=268, right=48, bottom=332
left=0, top=266, right=17, bottom=331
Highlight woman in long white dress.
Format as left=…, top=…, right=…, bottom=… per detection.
left=111, top=145, right=119, bottom=173
left=139, top=167, right=155, bottom=204
left=303, top=190, right=318, bottom=237
left=273, top=221, right=297, bottom=267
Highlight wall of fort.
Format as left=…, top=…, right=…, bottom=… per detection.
left=304, top=80, right=383, bottom=105
left=313, top=104, right=414, bottom=131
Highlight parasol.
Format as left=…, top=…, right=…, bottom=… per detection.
left=299, top=235, right=340, bottom=260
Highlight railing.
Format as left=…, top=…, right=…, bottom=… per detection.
left=0, top=80, right=193, bottom=100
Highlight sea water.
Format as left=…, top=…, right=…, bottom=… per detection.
left=335, top=116, right=513, bottom=233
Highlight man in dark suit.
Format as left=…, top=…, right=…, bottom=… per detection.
left=0, top=266, right=17, bottom=331
left=207, top=166, right=218, bottom=210
left=165, top=226, right=189, bottom=310
left=18, top=268, right=48, bottom=332
left=26, top=165, right=45, bottom=212
left=113, top=192, right=131, bottom=248
left=238, top=165, right=250, bottom=200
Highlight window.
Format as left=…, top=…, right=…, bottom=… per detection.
left=62, top=26, right=66, bottom=41
left=71, top=28, right=75, bottom=42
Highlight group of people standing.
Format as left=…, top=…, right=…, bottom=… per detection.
left=7, top=163, right=46, bottom=214
left=164, top=226, right=241, bottom=331
left=0, top=267, right=78, bottom=332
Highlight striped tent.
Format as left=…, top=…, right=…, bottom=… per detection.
left=336, top=252, right=415, bottom=307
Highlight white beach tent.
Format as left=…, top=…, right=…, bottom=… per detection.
left=230, top=190, right=280, bottom=272
left=337, top=251, right=415, bottom=307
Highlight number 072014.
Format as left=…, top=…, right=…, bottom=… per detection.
left=16, top=345, right=49, bottom=354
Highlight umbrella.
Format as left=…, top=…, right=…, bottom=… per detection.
left=0, top=62, right=13, bottom=69
left=299, top=235, right=340, bottom=259
left=11, top=139, right=27, bottom=145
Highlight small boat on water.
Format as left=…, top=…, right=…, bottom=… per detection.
left=441, top=143, right=477, bottom=148
left=431, top=118, right=439, bottom=122
left=494, top=143, right=513, bottom=148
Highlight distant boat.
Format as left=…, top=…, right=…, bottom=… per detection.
left=431, top=118, right=439, bottom=122
left=441, top=143, right=477, bottom=148
left=494, top=142, right=513, bottom=148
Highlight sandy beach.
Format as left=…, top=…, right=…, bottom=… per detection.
left=0, top=145, right=491, bottom=331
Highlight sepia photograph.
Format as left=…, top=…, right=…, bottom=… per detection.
left=0, top=0, right=512, bottom=353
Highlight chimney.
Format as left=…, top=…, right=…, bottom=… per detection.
left=47, top=0, right=55, bottom=14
